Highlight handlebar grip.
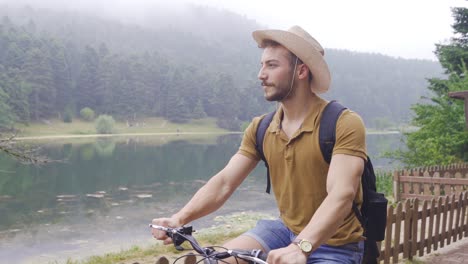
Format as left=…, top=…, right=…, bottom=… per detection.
left=249, top=249, right=267, bottom=261
left=257, top=251, right=268, bottom=261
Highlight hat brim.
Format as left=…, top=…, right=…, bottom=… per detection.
left=252, top=29, right=331, bottom=94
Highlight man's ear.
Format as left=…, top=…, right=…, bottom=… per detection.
left=298, top=64, right=310, bottom=80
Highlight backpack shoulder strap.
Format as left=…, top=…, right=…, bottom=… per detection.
left=319, top=101, right=373, bottom=229
left=255, top=111, right=275, bottom=193
left=319, top=100, right=347, bottom=164
left=319, top=101, right=366, bottom=225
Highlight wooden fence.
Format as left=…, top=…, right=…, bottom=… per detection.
left=377, top=191, right=468, bottom=263
left=393, top=163, right=468, bottom=202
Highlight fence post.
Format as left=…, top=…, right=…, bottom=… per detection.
left=394, top=170, right=400, bottom=202
left=454, top=171, right=463, bottom=194
left=463, top=191, right=468, bottom=238
left=404, top=170, right=412, bottom=197
left=428, top=198, right=436, bottom=253
left=434, top=197, right=443, bottom=250
left=384, top=205, right=394, bottom=264
left=454, top=192, right=462, bottom=241
left=447, top=194, right=455, bottom=245
left=411, top=199, right=419, bottom=258
left=394, top=202, right=403, bottom=263
left=403, top=199, right=412, bottom=259
left=433, top=172, right=441, bottom=196
left=419, top=200, right=428, bottom=257
left=423, top=170, right=431, bottom=196
left=440, top=195, right=450, bottom=248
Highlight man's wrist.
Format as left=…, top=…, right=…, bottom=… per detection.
left=171, top=212, right=187, bottom=226
left=292, top=238, right=314, bottom=256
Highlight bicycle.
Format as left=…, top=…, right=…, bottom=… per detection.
left=150, top=224, right=268, bottom=264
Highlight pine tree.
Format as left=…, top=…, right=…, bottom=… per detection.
left=76, top=46, right=100, bottom=112
left=165, top=69, right=191, bottom=123
left=0, top=67, right=30, bottom=123
left=0, top=85, right=15, bottom=129
left=23, top=47, right=55, bottom=120
left=392, top=6, right=468, bottom=166
left=96, top=45, right=117, bottom=115
left=48, top=40, right=73, bottom=117
left=192, top=99, right=207, bottom=119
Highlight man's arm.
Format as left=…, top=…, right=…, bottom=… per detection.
left=266, top=153, right=363, bottom=263
left=298, top=153, right=364, bottom=247
left=173, top=153, right=259, bottom=224
left=152, top=153, right=258, bottom=242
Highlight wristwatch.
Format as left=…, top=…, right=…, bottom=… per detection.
left=292, top=238, right=313, bottom=254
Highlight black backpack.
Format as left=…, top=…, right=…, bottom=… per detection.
left=255, top=101, right=388, bottom=264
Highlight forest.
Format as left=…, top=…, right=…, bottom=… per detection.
left=0, top=4, right=443, bottom=131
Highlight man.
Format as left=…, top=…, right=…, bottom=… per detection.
left=152, top=26, right=367, bottom=264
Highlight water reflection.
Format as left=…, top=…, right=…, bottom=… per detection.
left=0, top=133, right=402, bottom=263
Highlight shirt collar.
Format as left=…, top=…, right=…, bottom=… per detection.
left=267, top=94, right=327, bottom=134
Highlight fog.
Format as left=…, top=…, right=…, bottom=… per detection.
left=0, top=0, right=204, bottom=26
left=1, top=0, right=466, bottom=60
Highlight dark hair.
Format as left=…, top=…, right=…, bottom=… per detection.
left=259, top=39, right=312, bottom=81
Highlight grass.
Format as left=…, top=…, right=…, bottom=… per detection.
left=62, top=212, right=275, bottom=264
left=14, top=117, right=230, bottom=137
left=376, top=170, right=394, bottom=198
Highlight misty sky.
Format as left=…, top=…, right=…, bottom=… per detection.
left=1, top=0, right=467, bottom=60
left=198, top=0, right=468, bottom=61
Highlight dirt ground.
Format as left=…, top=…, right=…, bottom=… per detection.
left=419, top=237, right=468, bottom=264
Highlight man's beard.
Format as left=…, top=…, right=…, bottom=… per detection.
left=262, top=82, right=292, bottom=102
left=262, top=67, right=296, bottom=102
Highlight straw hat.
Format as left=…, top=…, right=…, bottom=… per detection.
left=252, top=26, right=331, bottom=94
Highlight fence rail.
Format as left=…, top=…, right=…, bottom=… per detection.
left=393, top=163, right=468, bottom=202
left=377, top=191, right=468, bottom=263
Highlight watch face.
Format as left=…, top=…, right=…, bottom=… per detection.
left=300, top=240, right=313, bottom=252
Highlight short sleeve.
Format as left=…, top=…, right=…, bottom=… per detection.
left=333, top=110, right=367, bottom=161
left=237, top=116, right=263, bottom=161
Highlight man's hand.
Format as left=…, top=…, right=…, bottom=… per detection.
left=151, top=217, right=183, bottom=245
left=266, top=244, right=308, bottom=264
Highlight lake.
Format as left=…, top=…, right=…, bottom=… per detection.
left=0, top=133, right=402, bottom=263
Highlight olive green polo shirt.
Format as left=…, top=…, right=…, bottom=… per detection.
left=238, top=94, right=367, bottom=246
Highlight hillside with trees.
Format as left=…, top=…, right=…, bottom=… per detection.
left=0, top=4, right=443, bottom=131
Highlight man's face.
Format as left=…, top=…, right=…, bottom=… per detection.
left=258, top=45, right=294, bottom=102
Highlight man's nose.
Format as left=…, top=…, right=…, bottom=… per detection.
left=258, top=67, right=266, bottom=80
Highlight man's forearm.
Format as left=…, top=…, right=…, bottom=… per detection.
left=170, top=154, right=257, bottom=226
left=173, top=173, right=235, bottom=225
left=298, top=192, right=355, bottom=250
left=296, top=154, right=364, bottom=251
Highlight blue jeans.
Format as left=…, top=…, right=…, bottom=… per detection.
left=244, top=219, right=364, bottom=264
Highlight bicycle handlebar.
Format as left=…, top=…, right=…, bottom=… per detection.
left=150, top=224, right=268, bottom=264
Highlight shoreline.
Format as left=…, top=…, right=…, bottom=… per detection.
left=13, top=131, right=243, bottom=141
left=12, top=130, right=399, bottom=141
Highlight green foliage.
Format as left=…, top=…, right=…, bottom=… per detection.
left=389, top=6, right=468, bottom=167
left=76, top=46, right=100, bottom=112
left=0, top=86, right=15, bottom=129
left=192, top=100, right=207, bottom=119
left=80, top=107, right=95, bottom=121
left=216, top=118, right=242, bottom=131
left=23, top=47, right=55, bottom=120
left=436, top=7, right=468, bottom=76
left=0, top=66, right=30, bottom=124
left=393, top=71, right=468, bottom=166
left=95, top=115, right=115, bottom=134
left=375, top=171, right=393, bottom=198
left=63, top=107, right=73, bottom=123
